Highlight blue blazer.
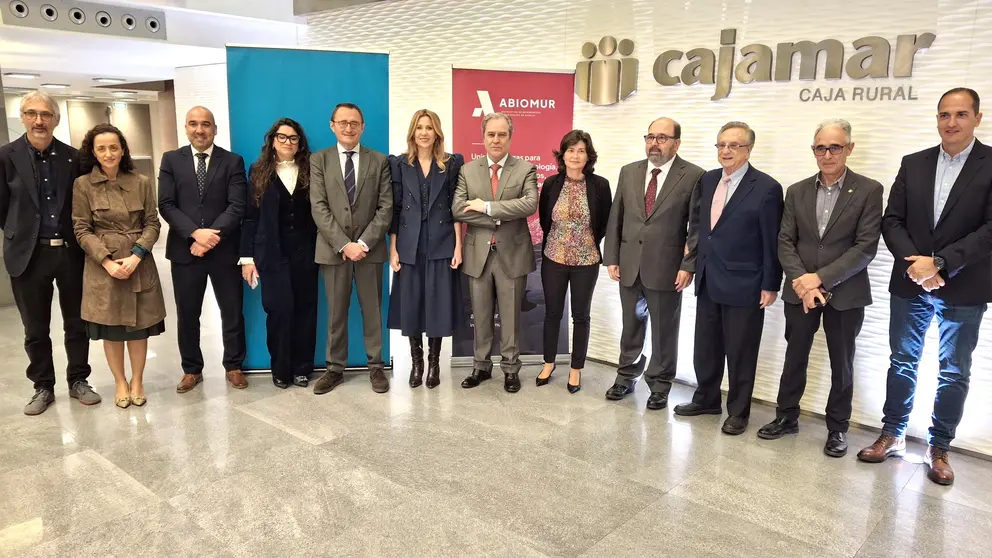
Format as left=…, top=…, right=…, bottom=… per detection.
left=692, top=164, right=783, bottom=307
left=239, top=164, right=317, bottom=270
left=389, top=153, right=464, bottom=263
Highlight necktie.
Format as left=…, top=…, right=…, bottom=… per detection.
left=344, top=151, right=356, bottom=205
left=710, top=176, right=731, bottom=227
left=645, top=168, right=661, bottom=215
left=489, top=164, right=501, bottom=246
left=195, top=152, right=208, bottom=197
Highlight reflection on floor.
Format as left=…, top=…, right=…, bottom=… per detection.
left=1, top=301, right=991, bottom=557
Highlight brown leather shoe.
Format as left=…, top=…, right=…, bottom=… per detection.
left=856, top=434, right=907, bottom=463
left=176, top=374, right=203, bottom=394
left=370, top=367, right=390, bottom=393
left=924, top=446, right=955, bottom=485
left=226, top=369, right=249, bottom=389
left=313, top=370, right=344, bottom=395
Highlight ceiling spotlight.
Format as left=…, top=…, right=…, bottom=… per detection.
left=93, top=77, right=126, bottom=84
left=41, top=83, right=70, bottom=89
left=112, top=90, right=137, bottom=96
left=115, top=97, right=138, bottom=103
left=3, top=72, right=40, bottom=79
left=73, top=96, right=94, bottom=100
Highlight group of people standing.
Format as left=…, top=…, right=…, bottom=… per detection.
left=1, top=86, right=988, bottom=488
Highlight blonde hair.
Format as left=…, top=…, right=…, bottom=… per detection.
left=404, top=109, right=450, bottom=171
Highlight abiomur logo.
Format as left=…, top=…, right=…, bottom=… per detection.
left=654, top=29, right=936, bottom=101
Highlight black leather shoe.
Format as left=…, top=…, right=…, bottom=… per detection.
left=461, top=369, right=492, bottom=389
left=646, top=392, right=668, bottom=410
left=605, top=383, right=635, bottom=400
left=293, top=375, right=309, bottom=388
left=566, top=370, right=581, bottom=394
left=536, top=364, right=556, bottom=386
left=721, top=416, right=748, bottom=435
left=757, top=417, right=799, bottom=440
left=673, top=402, right=723, bottom=416
left=272, top=377, right=289, bottom=389
left=504, top=373, right=521, bottom=393
left=824, top=431, right=848, bottom=458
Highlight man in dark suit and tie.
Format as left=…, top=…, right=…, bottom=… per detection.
left=602, top=117, right=705, bottom=410
left=159, top=106, right=248, bottom=393
left=0, top=90, right=97, bottom=415
left=674, top=121, right=783, bottom=435
left=757, top=119, right=883, bottom=457
left=453, top=112, right=538, bottom=393
left=858, top=88, right=992, bottom=486
left=310, top=103, right=393, bottom=394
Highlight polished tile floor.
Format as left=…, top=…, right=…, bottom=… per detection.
left=1, top=298, right=992, bottom=557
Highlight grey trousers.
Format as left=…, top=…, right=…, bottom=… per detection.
left=615, top=275, right=683, bottom=394
left=468, top=251, right=527, bottom=374
left=321, top=261, right=384, bottom=372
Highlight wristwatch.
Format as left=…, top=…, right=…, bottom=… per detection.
left=933, top=255, right=946, bottom=271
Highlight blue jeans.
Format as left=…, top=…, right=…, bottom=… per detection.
left=882, top=294, right=986, bottom=449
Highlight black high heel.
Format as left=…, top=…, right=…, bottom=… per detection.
left=567, top=369, right=581, bottom=394
left=536, top=364, right=556, bottom=386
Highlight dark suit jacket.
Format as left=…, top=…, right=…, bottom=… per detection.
left=158, top=145, right=247, bottom=265
left=539, top=172, right=612, bottom=262
left=603, top=156, right=705, bottom=291
left=0, top=135, right=82, bottom=277
left=389, top=153, right=464, bottom=263
left=692, top=164, right=784, bottom=307
left=882, top=139, right=992, bottom=305
left=779, top=170, right=883, bottom=311
left=239, top=165, right=317, bottom=270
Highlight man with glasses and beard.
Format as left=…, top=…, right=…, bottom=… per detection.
left=0, top=90, right=97, bottom=415
left=602, top=117, right=705, bottom=410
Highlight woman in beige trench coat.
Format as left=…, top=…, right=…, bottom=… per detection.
left=73, top=123, right=166, bottom=409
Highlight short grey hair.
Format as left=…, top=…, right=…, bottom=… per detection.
left=718, top=121, right=754, bottom=145
left=813, top=118, right=852, bottom=144
left=19, top=90, right=60, bottom=119
left=482, top=112, right=513, bottom=138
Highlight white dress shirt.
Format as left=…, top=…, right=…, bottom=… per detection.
left=484, top=153, right=510, bottom=218
left=192, top=143, right=215, bottom=173
left=276, top=160, right=299, bottom=195
left=644, top=156, right=676, bottom=199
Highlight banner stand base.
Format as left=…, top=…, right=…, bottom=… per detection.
left=449, top=355, right=570, bottom=368
left=244, top=359, right=394, bottom=374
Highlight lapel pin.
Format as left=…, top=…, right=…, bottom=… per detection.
left=847, top=189, right=853, bottom=193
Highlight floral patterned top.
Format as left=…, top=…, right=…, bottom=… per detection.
left=545, top=177, right=599, bottom=266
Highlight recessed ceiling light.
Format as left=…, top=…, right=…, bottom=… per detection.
left=73, top=96, right=94, bottom=100
left=41, top=83, right=70, bottom=89
left=4, top=72, right=40, bottom=79
left=113, top=102, right=129, bottom=109
left=112, top=90, right=137, bottom=96
left=93, top=77, right=126, bottom=84
left=115, top=97, right=138, bottom=103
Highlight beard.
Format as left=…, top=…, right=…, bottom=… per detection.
left=647, top=149, right=672, bottom=167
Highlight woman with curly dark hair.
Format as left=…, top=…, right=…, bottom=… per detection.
left=239, top=118, right=317, bottom=388
left=72, top=123, right=166, bottom=408
left=535, top=129, right=612, bottom=394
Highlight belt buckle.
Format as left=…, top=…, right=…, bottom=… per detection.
left=42, top=238, right=65, bottom=247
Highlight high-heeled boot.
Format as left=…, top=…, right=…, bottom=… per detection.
left=426, top=337, right=442, bottom=389
left=408, top=335, right=425, bottom=388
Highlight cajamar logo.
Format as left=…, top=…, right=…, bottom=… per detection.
left=575, top=36, right=639, bottom=105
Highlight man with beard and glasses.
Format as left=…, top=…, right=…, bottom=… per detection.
left=602, top=117, right=705, bottom=410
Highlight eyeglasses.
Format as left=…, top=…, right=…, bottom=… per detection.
left=22, top=110, right=55, bottom=122
left=275, top=133, right=300, bottom=145
left=644, top=134, right=677, bottom=145
left=812, top=144, right=848, bottom=156
left=715, top=143, right=751, bottom=151
left=332, top=120, right=363, bottom=130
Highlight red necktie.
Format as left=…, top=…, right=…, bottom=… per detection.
left=490, top=164, right=501, bottom=246
left=645, top=168, right=661, bottom=215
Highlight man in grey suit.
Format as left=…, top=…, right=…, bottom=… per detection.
left=757, top=118, right=883, bottom=457
left=602, top=117, right=705, bottom=410
left=453, top=112, right=538, bottom=393
left=310, top=103, right=393, bottom=394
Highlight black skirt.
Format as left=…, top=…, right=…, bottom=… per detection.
left=387, top=224, right=461, bottom=337
left=86, top=320, right=166, bottom=341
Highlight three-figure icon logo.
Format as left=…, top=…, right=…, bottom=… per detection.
left=575, top=36, right=638, bottom=105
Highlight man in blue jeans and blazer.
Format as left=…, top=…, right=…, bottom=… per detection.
left=674, top=121, right=783, bottom=436
left=858, top=87, right=992, bottom=486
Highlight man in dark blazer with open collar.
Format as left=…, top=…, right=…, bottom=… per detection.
left=159, top=106, right=248, bottom=393
left=0, top=90, right=97, bottom=415
left=757, top=119, right=883, bottom=458
left=674, top=121, right=783, bottom=436
left=310, top=103, right=393, bottom=395
left=602, top=117, right=705, bottom=410
left=454, top=112, right=538, bottom=394
left=858, top=88, right=992, bottom=486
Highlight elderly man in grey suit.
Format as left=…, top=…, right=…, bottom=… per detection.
left=757, top=118, right=883, bottom=457
left=602, top=117, right=705, bottom=410
left=310, top=103, right=393, bottom=394
left=454, top=112, right=538, bottom=393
